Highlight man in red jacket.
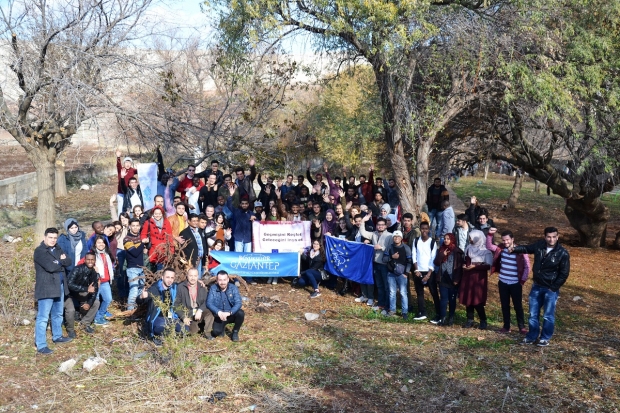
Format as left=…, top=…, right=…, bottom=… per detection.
left=116, top=149, right=138, bottom=216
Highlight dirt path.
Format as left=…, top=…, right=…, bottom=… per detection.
left=446, top=185, right=466, bottom=215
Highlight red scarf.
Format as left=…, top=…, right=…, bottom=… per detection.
left=439, top=233, right=457, bottom=263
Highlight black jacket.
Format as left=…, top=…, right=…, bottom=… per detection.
left=180, top=226, right=213, bottom=268
left=174, top=280, right=208, bottom=319
left=34, top=242, right=72, bottom=299
left=301, top=252, right=325, bottom=272
left=513, top=240, right=570, bottom=292
left=67, top=264, right=99, bottom=307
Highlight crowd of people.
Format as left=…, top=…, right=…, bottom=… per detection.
left=32, top=150, right=571, bottom=354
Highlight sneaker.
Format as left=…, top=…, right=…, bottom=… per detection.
left=498, top=328, right=510, bottom=334
left=94, top=318, right=109, bottom=326
left=380, top=310, right=388, bottom=316
left=272, top=278, right=278, bottom=285
left=231, top=331, right=239, bottom=342
left=366, top=299, right=375, bottom=306
left=429, top=316, right=441, bottom=325
left=37, top=347, right=53, bottom=355
left=250, top=281, right=257, bottom=285
left=537, top=339, right=550, bottom=347
left=67, top=331, right=76, bottom=339
left=82, top=325, right=95, bottom=334
left=413, top=313, right=427, bottom=321
left=355, top=296, right=368, bottom=303
left=387, top=311, right=397, bottom=317
left=310, top=291, right=321, bottom=298
left=205, top=333, right=215, bottom=341
left=53, top=336, right=73, bottom=344
left=292, top=278, right=299, bottom=286
left=402, top=313, right=409, bottom=320
left=371, top=306, right=380, bottom=311
left=521, top=337, right=536, bottom=345
left=152, top=337, right=163, bottom=347
left=519, top=327, right=528, bottom=335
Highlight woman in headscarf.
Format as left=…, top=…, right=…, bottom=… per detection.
left=312, top=209, right=338, bottom=241
left=57, top=218, right=87, bottom=275
left=386, top=214, right=400, bottom=233
left=459, top=229, right=494, bottom=329
left=433, top=233, right=463, bottom=326
left=380, top=203, right=391, bottom=219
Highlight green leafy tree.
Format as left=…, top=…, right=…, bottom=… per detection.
left=206, top=0, right=496, bottom=216
left=307, top=67, right=383, bottom=171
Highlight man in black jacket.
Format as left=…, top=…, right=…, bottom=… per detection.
left=180, top=214, right=214, bottom=278
left=34, top=228, right=73, bottom=354
left=67, top=252, right=100, bottom=334
left=511, top=226, right=570, bottom=347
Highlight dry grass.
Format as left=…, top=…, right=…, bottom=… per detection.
left=0, top=178, right=619, bottom=412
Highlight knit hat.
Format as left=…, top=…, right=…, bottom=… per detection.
left=123, top=156, right=133, bottom=164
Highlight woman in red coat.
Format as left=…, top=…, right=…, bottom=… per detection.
left=459, top=229, right=493, bottom=330
left=140, top=206, right=174, bottom=270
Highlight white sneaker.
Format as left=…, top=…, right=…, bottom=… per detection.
left=372, top=306, right=380, bottom=311
left=366, top=299, right=375, bottom=306
left=380, top=309, right=388, bottom=316
left=272, top=278, right=278, bottom=285
left=355, top=296, right=368, bottom=303
left=267, top=277, right=273, bottom=284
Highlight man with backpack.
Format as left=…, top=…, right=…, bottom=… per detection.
left=412, top=221, right=439, bottom=322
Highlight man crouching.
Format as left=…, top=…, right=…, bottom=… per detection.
left=206, top=271, right=245, bottom=342
left=174, top=268, right=214, bottom=340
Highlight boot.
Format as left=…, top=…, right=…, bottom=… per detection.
left=231, top=330, right=239, bottom=342
left=462, top=319, right=475, bottom=328
left=479, top=320, right=488, bottom=330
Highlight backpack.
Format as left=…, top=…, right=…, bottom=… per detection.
left=414, top=237, right=436, bottom=251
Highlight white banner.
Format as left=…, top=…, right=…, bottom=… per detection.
left=137, top=163, right=158, bottom=211
left=252, top=221, right=312, bottom=253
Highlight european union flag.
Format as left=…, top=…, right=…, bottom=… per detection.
left=324, top=236, right=374, bottom=285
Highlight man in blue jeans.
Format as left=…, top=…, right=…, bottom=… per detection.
left=426, top=178, right=449, bottom=239
left=511, top=226, right=570, bottom=347
left=229, top=196, right=257, bottom=284
left=359, top=216, right=393, bottom=311
left=383, top=231, right=413, bottom=319
left=33, top=228, right=74, bottom=354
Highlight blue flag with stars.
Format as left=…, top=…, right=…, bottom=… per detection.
left=324, top=236, right=374, bottom=285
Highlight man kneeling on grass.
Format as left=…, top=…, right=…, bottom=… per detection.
left=206, top=271, right=244, bottom=342
left=174, top=268, right=214, bottom=340
left=138, top=267, right=180, bottom=346
left=66, top=252, right=100, bottom=335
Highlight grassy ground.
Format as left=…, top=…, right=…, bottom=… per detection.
left=0, top=177, right=619, bottom=412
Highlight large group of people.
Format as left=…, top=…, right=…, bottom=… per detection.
left=32, top=150, right=571, bottom=354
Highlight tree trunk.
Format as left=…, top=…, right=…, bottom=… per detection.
left=415, top=138, right=433, bottom=214
left=507, top=172, right=523, bottom=208
left=614, top=231, right=620, bottom=250
left=565, top=197, right=609, bottom=248
left=373, top=68, right=416, bottom=221
left=484, top=162, right=490, bottom=181
left=55, top=157, right=67, bottom=197
left=534, top=180, right=540, bottom=193
left=32, top=151, right=57, bottom=239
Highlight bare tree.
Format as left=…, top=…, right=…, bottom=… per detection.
left=0, top=0, right=161, bottom=236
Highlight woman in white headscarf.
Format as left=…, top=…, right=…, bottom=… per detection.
left=459, top=229, right=493, bottom=330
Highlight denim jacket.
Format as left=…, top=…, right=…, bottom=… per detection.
left=207, top=283, right=242, bottom=315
